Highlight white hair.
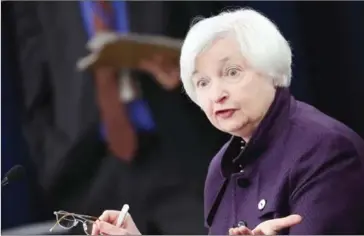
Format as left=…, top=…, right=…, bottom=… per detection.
left=180, top=8, right=292, bottom=103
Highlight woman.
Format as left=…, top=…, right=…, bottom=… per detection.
left=92, top=8, right=364, bottom=235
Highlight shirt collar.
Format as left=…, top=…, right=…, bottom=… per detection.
left=221, top=87, right=293, bottom=177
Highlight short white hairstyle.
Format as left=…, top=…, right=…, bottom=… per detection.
left=180, top=8, right=292, bottom=103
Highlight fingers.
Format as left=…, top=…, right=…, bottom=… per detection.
left=137, top=54, right=180, bottom=90
left=251, top=227, right=265, bottom=235
left=92, top=210, right=120, bottom=235
left=96, top=221, right=129, bottom=235
left=229, top=226, right=253, bottom=235
left=253, top=214, right=302, bottom=235
left=91, top=210, right=131, bottom=235
left=121, top=213, right=131, bottom=227
left=91, top=222, right=99, bottom=236
left=138, top=60, right=162, bottom=76
left=269, top=214, right=302, bottom=232
left=99, top=210, right=122, bottom=224
left=91, top=222, right=107, bottom=236
left=139, top=60, right=180, bottom=90
left=138, top=54, right=177, bottom=76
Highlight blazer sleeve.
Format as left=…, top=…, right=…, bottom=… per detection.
left=288, top=135, right=364, bottom=234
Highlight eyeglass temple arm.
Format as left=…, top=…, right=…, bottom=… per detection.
left=74, top=214, right=99, bottom=221
left=50, top=212, right=100, bottom=232
left=49, top=213, right=72, bottom=232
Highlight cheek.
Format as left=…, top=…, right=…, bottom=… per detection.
left=238, top=97, right=262, bottom=120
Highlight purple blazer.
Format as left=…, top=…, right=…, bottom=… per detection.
left=204, top=88, right=364, bottom=235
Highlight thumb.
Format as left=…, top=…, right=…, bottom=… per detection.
left=98, top=221, right=128, bottom=235
left=253, top=214, right=302, bottom=235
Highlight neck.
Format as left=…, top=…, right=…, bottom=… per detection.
left=236, top=88, right=277, bottom=143
left=236, top=121, right=257, bottom=143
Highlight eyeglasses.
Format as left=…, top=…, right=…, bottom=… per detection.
left=50, top=210, right=100, bottom=235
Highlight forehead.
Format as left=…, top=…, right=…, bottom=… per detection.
left=195, top=35, right=243, bottom=71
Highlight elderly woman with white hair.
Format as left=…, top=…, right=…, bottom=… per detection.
left=91, top=8, right=364, bottom=235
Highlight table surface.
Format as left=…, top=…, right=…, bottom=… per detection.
left=1, top=220, right=70, bottom=235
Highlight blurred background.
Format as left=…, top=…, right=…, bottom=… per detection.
left=1, top=1, right=364, bottom=235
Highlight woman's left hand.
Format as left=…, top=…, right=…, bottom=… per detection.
left=229, top=214, right=302, bottom=235
left=138, top=54, right=180, bottom=91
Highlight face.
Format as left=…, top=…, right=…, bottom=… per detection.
left=193, top=35, right=276, bottom=139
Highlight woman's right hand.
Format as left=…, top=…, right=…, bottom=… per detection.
left=92, top=210, right=141, bottom=235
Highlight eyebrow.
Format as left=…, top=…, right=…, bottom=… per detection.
left=219, top=56, right=230, bottom=65
left=192, top=56, right=231, bottom=76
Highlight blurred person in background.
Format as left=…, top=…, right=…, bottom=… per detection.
left=92, top=8, right=364, bottom=235
left=4, top=2, right=102, bottom=227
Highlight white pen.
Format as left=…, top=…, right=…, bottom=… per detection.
left=116, top=204, right=130, bottom=227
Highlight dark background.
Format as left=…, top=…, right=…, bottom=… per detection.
left=2, top=0, right=364, bottom=233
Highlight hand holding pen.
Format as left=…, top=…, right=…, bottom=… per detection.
left=92, top=204, right=141, bottom=235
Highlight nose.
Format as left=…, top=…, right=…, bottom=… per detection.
left=211, top=83, right=228, bottom=104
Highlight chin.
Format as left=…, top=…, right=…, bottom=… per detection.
left=219, top=123, right=246, bottom=135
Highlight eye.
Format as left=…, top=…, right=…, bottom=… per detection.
left=196, top=79, right=209, bottom=88
left=226, top=67, right=240, bottom=77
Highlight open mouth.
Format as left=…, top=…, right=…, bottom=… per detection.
left=215, top=109, right=236, bottom=119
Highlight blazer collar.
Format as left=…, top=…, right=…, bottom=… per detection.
left=221, top=87, right=294, bottom=177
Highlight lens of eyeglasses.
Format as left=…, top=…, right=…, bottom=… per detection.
left=56, top=213, right=77, bottom=228
left=82, top=221, right=95, bottom=235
